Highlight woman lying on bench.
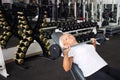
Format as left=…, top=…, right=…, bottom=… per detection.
left=58, top=32, right=120, bottom=80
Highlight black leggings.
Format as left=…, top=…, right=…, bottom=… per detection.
left=86, top=66, right=120, bottom=80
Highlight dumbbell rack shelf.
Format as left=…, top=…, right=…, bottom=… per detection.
left=40, top=26, right=57, bottom=30
left=64, top=27, right=94, bottom=33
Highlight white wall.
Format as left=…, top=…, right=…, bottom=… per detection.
left=101, top=0, right=120, bottom=4
left=2, top=0, right=13, bottom=3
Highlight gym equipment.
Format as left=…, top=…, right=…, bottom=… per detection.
left=15, top=52, right=25, bottom=59
left=33, top=7, right=58, bottom=57
left=0, top=1, right=106, bottom=66
left=0, top=9, right=13, bottom=48
left=14, top=58, right=24, bottom=65
left=49, top=44, right=62, bottom=60
left=71, top=63, right=86, bottom=80
left=14, top=11, right=34, bottom=65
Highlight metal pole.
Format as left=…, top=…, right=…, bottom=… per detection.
left=91, top=0, right=94, bottom=21
left=94, top=0, right=97, bottom=21
left=55, top=0, right=58, bottom=21
left=116, top=4, right=119, bottom=24
left=99, top=0, right=103, bottom=27
left=83, top=0, right=86, bottom=21
left=112, top=0, right=114, bottom=12
left=74, top=0, right=77, bottom=20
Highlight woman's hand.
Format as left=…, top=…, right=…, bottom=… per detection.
left=90, top=38, right=96, bottom=44
left=63, top=46, right=70, bottom=56
left=90, top=38, right=96, bottom=48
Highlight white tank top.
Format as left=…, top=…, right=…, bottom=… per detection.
left=68, top=43, right=108, bottom=77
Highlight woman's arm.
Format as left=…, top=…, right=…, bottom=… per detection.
left=63, top=55, right=73, bottom=72
left=62, top=48, right=73, bottom=72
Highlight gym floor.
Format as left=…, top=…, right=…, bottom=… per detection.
left=0, top=34, right=120, bottom=80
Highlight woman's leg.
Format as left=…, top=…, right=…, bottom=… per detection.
left=86, top=69, right=115, bottom=80
left=107, top=66, right=120, bottom=80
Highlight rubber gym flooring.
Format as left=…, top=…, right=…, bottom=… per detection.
left=0, top=33, right=120, bottom=80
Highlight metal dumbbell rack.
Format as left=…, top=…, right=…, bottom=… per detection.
left=0, top=9, right=13, bottom=48
left=14, top=11, right=34, bottom=65
left=34, top=9, right=57, bottom=58
left=57, top=21, right=97, bottom=43
left=0, top=6, right=57, bottom=65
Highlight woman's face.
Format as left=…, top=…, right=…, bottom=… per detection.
left=61, top=33, right=76, bottom=48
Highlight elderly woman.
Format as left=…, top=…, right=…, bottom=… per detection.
left=58, top=32, right=120, bottom=80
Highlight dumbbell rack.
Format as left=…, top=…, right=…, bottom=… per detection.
left=0, top=9, right=13, bottom=48
left=57, top=21, right=97, bottom=43
left=34, top=10, right=57, bottom=58
left=0, top=6, right=37, bottom=66
left=14, top=11, right=34, bottom=65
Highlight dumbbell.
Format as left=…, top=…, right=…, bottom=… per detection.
left=41, top=23, right=47, bottom=27
left=49, top=44, right=62, bottom=60
left=52, top=22, right=56, bottom=26
left=42, top=18, right=46, bottom=23
left=70, top=25, right=74, bottom=30
left=0, top=35, right=2, bottom=40
left=18, top=20, right=27, bottom=24
left=43, top=15, right=47, bottom=18
left=17, top=12, right=24, bottom=15
left=0, top=40, right=6, bottom=45
left=17, top=46, right=27, bottom=53
left=2, top=21, right=8, bottom=25
left=14, top=58, right=24, bottom=65
left=17, top=24, right=23, bottom=29
left=1, top=31, right=11, bottom=37
left=23, top=25, right=29, bottom=29
left=23, top=36, right=33, bottom=42
left=3, top=35, right=9, bottom=40
left=0, top=21, right=2, bottom=25
left=19, top=40, right=30, bottom=46
left=15, top=52, right=25, bottom=59
left=74, top=24, right=78, bottom=30
left=3, top=25, right=11, bottom=30
left=23, top=30, right=33, bottom=35
left=0, top=14, right=3, bottom=17
left=0, top=18, right=5, bottom=21
left=43, top=32, right=51, bottom=39
left=18, top=16, right=25, bottom=20
left=18, top=30, right=23, bottom=36
left=65, top=25, right=70, bottom=31
left=1, top=32, right=12, bottom=40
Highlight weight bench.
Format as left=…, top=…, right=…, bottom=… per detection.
left=51, top=32, right=86, bottom=80
left=71, top=63, right=86, bottom=80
